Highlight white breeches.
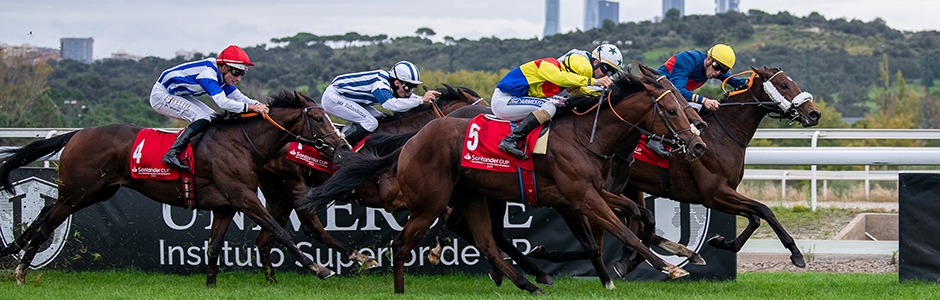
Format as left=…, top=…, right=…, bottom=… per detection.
left=491, top=88, right=560, bottom=121
left=150, top=82, right=215, bottom=122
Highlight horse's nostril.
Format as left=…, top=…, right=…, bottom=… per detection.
left=809, top=111, right=821, bottom=120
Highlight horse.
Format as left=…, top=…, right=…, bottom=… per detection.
left=301, top=73, right=707, bottom=294
left=0, top=91, right=345, bottom=286
left=603, top=66, right=821, bottom=274
left=254, top=84, right=486, bottom=282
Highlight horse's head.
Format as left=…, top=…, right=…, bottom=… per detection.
left=751, top=67, right=821, bottom=127
left=637, top=76, right=707, bottom=161
left=269, top=91, right=347, bottom=160
left=633, top=60, right=707, bottom=135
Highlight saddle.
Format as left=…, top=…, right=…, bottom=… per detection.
left=130, top=128, right=197, bottom=209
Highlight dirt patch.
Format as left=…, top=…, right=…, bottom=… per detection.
left=738, top=253, right=898, bottom=273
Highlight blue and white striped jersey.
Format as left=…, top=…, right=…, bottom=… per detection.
left=329, top=69, right=421, bottom=109
left=156, top=57, right=254, bottom=113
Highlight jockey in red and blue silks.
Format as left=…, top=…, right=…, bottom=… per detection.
left=656, top=44, right=747, bottom=112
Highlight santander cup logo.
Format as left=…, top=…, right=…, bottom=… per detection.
left=0, top=176, right=72, bottom=269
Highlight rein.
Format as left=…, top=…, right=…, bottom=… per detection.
left=571, top=88, right=685, bottom=159
left=237, top=106, right=338, bottom=159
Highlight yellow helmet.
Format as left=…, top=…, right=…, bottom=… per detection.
left=561, top=54, right=594, bottom=78
left=707, top=44, right=736, bottom=70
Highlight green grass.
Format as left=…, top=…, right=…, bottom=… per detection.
left=0, top=270, right=930, bottom=299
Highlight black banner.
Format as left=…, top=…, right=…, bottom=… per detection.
left=0, top=168, right=734, bottom=281
left=899, top=173, right=940, bottom=282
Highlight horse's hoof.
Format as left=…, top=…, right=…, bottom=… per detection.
left=530, top=288, right=546, bottom=295
left=536, top=275, right=554, bottom=287
left=689, top=253, right=707, bottom=265
left=668, top=267, right=690, bottom=279
left=611, top=260, right=630, bottom=278
left=706, top=235, right=726, bottom=248
left=428, top=247, right=442, bottom=265
left=791, top=254, right=807, bottom=268
left=317, top=268, right=335, bottom=279
left=364, top=260, right=380, bottom=269
left=526, top=244, right=546, bottom=258
left=488, top=268, right=503, bottom=287
left=604, top=281, right=616, bottom=290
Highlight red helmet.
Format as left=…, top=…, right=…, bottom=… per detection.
left=217, top=45, right=254, bottom=70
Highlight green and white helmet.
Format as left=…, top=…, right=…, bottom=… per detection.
left=591, top=44, right=623, bottom=73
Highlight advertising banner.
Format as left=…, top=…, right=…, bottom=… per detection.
left=0, top=168, right=734, bottom=281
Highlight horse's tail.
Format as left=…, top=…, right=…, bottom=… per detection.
left=0, top=131, right=78, bottom=194
left=298, top=147, right=403, bottom=214
left=361, top=131, right=418, bottom=156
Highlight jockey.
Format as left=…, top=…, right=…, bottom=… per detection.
left=493, top=54, right=613, bottom=159
left=559, top=43, right=624, bottom=79
left=649, top=43, right=748, bottom=157
left=321, top=61, right=440, bottom=146
left=151, top=45, right=269, bottom=172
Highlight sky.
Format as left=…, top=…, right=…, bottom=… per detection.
left=1, top=0, right=935, bottom=60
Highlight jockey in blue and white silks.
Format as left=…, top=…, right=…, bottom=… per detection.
left=321, top=61, right=439, bottom=145
left=150, top=45, right=269, bottom=172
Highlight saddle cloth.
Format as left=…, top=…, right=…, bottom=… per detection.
left=130, top=129, right=195, bottom=180
left=286, top=141, right=337, bottom=173
left=460, top=114, right=543, bottom=172
left=633, top=135, right=670, bottom=169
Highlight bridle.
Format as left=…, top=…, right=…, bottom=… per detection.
left=238, top=104, right=339, bottom=160
left=719, top=70, right=814, bottom=123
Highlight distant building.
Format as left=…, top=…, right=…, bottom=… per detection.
left=175, top=50, right=198, bottom=60
left=108, top=50, right=143, bottom=62
left=715, top=0, right=739, bottom=13
left=544, top=0, right=560, bottom=37
left=584, top=0, right=618, bottom=31
left=662, top=0, right=684, bottom=18
left=1, top=43, right=60, bottom=64
left=60, top=37, right=93, bottom=64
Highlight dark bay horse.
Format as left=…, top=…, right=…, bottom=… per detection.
left=254, top=84, right=485, bottom=282
left=303, top=74, right=706, bottom=294
left=0, top=91, right=344, bottom=286
left=606, top=67, right=821, bottom=273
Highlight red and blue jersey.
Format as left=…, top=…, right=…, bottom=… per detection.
left=657, top=50, right=746, bottom=104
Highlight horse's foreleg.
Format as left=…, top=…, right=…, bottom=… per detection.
left=558, top=208, right=613, bottom=289
left=705, top=189, right=804, bottom=267
left=206, top=210, right=235, bottom=287
left=242, top=206, right=335, bottom=279
left=298, top=210, right=378, bottom=269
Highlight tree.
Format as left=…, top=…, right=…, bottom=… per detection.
left=0, top=51, right=55, bottom=128
left=415, top=27, right=436, bottom=39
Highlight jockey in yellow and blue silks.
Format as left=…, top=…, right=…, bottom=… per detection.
left=656, top=44, right=747, bottom=112
left=492, top=54, right=612, bottom=159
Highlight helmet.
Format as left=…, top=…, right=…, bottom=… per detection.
left=591, top=44, right=623, bottom=72
left=218, top=45, right=254, bottom=70
left=561, top=54, right=594, bottom=78
left=707, top=44, right=736, bottom=70
left=388, top=61, right=422, bottom=85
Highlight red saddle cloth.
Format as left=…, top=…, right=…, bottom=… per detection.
left=460, top=115, right=542, bottom=172
left=633, top=135, right=670, bottom=169
left=286, top=141, right=337, bottom=173
left=130, top=129, right=195, bottom=180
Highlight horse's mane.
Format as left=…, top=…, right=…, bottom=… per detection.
left=557, top=73, right=654, bottom=119
left=377, top=84, right=476, bottom=121
left=211, top=90, right=310, bottom=125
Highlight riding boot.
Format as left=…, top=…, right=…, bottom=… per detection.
left=162, top=119, right=210, bottom=172
left=646, top=138, right=672, bottom=159
left=341, top=123, right=370, bottom=147
left=498, top=112, right=543, bottom=160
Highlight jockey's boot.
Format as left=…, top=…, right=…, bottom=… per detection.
left=341, top=123, right=370, bottom=148
left=498, top=112, right=542, bottom=160
left=646, top=138, right=672, bottom=158
left=162, top=119, right=210, bottom=172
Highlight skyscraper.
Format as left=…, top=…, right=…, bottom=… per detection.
left=584, top=0, right=618, bottom=31
left=60, top=38, right=93, bottom=64
left=584, top=0, right=598, bottom=31
left=597, top=1, right=619, bottom=28
left=715, top=0, right=739, bottom=13
left=662, top=0, right=684, bottom=18
left=544, top=0, right=560, bottom=36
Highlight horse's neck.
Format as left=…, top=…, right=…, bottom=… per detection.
left=714, top=94, right=766, bottom=147
left=567, top=99, right=649, bottom=157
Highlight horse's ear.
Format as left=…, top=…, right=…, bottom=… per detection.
left=293, top=91, right=305, bottom=102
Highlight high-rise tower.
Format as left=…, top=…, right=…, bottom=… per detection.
left=544, top=0, right=560, bottom=36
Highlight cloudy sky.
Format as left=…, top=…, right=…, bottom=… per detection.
left=1, top=0, right=934, bottom=60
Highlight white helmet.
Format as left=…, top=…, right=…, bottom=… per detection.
left=591, top=44, right=623, bottom=72
left=388, top=61, right=422, bottom=85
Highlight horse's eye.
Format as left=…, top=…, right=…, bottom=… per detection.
left=667, top=109, right=678, bottom=116
left=315, top=117, right=324, bottom=122
left=780, top=83, right=788, bottom=90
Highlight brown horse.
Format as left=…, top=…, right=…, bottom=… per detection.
left=0, top=91, right=344, bottom=286
left=606, top=67, right=821, bottom=273
left=254, top=84, right=486, bottom=282
left=302, top=73, right=706, bottom=294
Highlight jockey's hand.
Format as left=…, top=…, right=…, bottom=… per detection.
left=422, top=90, right=440, bottom=104
left=703, top=99, right=720, bottom=111
left=595, top=76, right=613, bottom=88
left=248, top=103, right=270, bottom=114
